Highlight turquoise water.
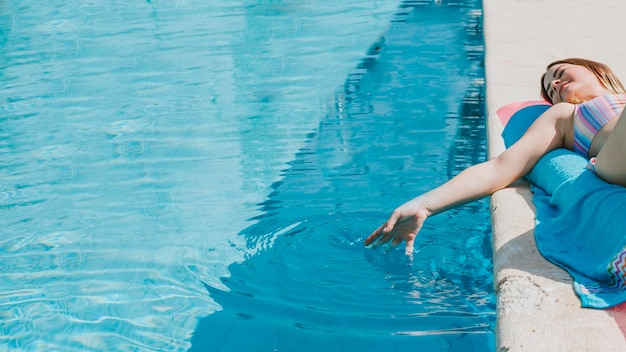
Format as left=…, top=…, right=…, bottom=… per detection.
left=0, top=0, right=493, bottom=351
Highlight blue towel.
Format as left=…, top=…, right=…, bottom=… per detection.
left=502, top=105, right=626, bottom=309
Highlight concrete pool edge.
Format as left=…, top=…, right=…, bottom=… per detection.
left=483, top=0, right=626, bottom=350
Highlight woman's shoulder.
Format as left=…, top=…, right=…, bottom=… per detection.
left=549, top=102, right=576, bottom=113
left=542, top=102, right=576, bottom=124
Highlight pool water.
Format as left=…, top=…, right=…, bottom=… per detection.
left=0, top=0, right=493, bottom=351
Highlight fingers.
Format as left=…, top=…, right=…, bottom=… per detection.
left=363, top=223, right=385, bottom=246
left=376, top=229, right=395, bottom=247
left=386, top=212, right=399, bottom=232
left=404, top=237, right=415, bottom=256
left=365, top=226, right=393, bottom=247
left=365, top=210, right=422, bottom=256
left=364, top=215, right=398, bottom=246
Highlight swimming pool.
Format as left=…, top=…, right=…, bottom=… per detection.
left=0, top=0, right=492, bottom=351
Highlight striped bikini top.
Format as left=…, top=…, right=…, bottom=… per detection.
left=573, top=94, right=626, bottom=157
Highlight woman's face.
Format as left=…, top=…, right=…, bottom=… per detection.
left=543, top=64, right=610, bottom=103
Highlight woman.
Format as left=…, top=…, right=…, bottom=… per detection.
left=365, top=58, right=626, bottom=255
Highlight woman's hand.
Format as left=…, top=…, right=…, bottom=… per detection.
left=364, top=201, right=429, bottom=256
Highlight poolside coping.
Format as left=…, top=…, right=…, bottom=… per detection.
left=483, top=0, right=626, bottom=350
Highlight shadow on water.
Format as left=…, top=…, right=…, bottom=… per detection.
left=191, top=1, right=494, bottom=351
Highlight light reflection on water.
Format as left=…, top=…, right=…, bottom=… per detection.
left=191, top=1, right=493, bottom=351
left=0, top=0, right=493, bottom=351
left=0, top=0, right=402, bottom=350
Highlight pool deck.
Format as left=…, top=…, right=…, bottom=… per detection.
left=484, top=0, right=626, bottom=350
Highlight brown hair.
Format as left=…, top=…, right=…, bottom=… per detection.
left=540, top=58, right=626, bottom=104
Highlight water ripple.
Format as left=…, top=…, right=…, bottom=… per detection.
left=0, top=0, right=406, bottom=350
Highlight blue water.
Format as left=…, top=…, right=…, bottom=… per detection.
left=0, top=1, right=492, bottom=351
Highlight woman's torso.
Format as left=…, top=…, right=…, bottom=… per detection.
left=569, top=94, right=626, bottom=158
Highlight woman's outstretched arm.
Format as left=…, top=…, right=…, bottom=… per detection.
left=364, top=103, right=573, bottom=255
